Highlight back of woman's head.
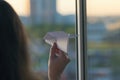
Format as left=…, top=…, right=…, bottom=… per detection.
left=0, top=1, right=30, bottom=80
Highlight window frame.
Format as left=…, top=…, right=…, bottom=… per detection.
left=76, top=0, right=87, bottom=80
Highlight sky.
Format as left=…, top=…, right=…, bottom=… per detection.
left=5, top=0, right=120, bottom=16
left=57, top=0, right=75, bottom=15
left=87, top=0, right=120, bottom=16
left=6, top=0, right=30, bottom=16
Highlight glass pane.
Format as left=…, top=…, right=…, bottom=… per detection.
left=6, top=0, right=77, bottom=80
left=87, top=0, right=120, bottom=80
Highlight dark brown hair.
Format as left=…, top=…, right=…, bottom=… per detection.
left=0, top=1, right=36, bottom=80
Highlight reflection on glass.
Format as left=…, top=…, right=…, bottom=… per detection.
left=6, top=0, right=77, bottom=80
left=87, top=0, right=120, bottom=80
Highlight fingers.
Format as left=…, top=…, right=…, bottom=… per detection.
left=50, top=43, right=58, bottom=59
left=58, top=49, right=70, bottom=63
left=50, top=43, right=70, bottom=63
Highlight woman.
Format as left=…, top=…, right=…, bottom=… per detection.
left=0, top=1, right=70, bottom=80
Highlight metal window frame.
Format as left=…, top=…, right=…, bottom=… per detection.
left=76, top=0, right=87, bottom=80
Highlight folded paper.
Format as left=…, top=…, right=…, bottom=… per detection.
left=44, top=31, right=69, bottom=53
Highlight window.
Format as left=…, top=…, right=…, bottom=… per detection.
left=6, top=0, right=120, bottom=80
left=6, top=0, right=77, bottom=80
left=87, top=0, right=120, bottom=80
left=77, top=0, right=120, bottom=80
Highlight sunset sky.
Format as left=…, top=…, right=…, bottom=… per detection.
left=5, top=0, right=120, bottom=16
left=6, top=0, right=30, bottom=16
left=87, top=0, right=120, bottom=16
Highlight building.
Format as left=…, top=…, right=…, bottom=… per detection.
left=30, top=0, right=57, bottom=24
left=87, top=18, right=107, bottom=42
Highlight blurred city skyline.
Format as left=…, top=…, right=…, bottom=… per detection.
left=6, top=0, right=120, bottom=16
left=6, top=0, right=75, bottom=16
